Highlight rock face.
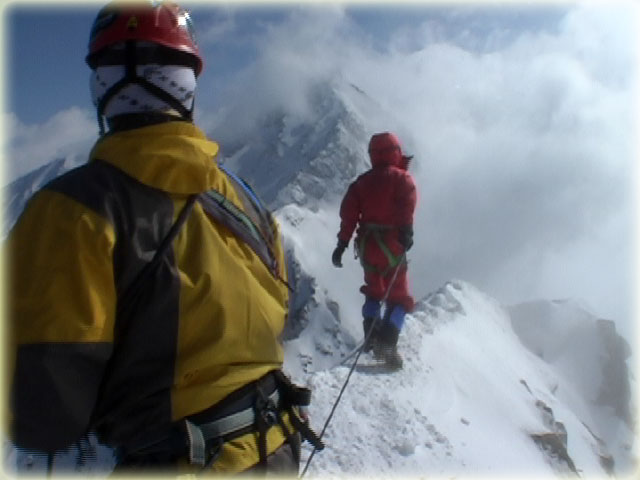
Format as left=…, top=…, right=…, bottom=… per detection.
left=530, top=399, right=577, bottom=474
left=595, top=318, right=633, bottom=426
left=280, top=242, right=316, bottom=341
left=507, top=299, right=635, bottom=474
left=508, top=300, right=633, bottom=423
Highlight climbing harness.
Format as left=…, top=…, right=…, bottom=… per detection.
left=116, top=370, right=323, bottom=472
left=356, top=223, right=407, bottom=276
left=300, top=253, right=406, bottom=478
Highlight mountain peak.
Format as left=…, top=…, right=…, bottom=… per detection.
left=215, top=79, right=399, bottom=210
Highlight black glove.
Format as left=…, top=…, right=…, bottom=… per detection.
left=332, top=240, right=348, bottom=267
left=398, top=226, right=413, bottom=251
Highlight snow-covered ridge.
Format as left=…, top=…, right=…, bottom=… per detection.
left=297, top=280, right=635, bottom=477
left=274, top=178, right=635, bottom=476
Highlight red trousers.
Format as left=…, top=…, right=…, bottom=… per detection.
left=360, top=264, right=414, bottom=312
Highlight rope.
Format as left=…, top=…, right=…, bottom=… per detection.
left=300, top=253, right=406, bottom=478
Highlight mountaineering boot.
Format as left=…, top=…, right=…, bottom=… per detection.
left=372, top=343, right=403, bottom=370
left=361, top=297, right=382, bottom=353
left=372, top=304, right=403, bottom=369
left=362, top=317, right=379, bottom=353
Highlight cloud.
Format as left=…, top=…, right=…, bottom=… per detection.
left=205, top=5, right=369, bottom=135
left=376, top=6, right=636, bottom=323
left=2, top=107, right=98, bottom=185
left=204, top=3, right=637, bottom=328
left=4, top=2, right=636, bottom=334
left=197, top=10, right=237, bottom=46
left=396, top=6, right=636, bottom=280
left=394, top=6, right=636, bottom=327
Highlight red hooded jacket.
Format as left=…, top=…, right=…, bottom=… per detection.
left=338, top=134, right=417, bottom=269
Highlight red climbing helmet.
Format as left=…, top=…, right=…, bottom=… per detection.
left=86, top=1, right=203, bottom=76
left=368, top=132, right=403, bottom=167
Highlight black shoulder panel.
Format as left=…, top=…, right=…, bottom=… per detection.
left=45, top=159, right=181, bottom=449
left=46, top=160, right=174, bottom=293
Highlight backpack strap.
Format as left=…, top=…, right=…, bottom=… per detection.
left=117, top=194, right=198, bottom=323
left=197, top=167, right=291, bottom=289
left=219, top=165, right=276, bottom=246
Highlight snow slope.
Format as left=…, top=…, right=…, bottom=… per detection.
left=275, top=189, right=636, bottom=477
left=294, top=280, right=635, bottom=477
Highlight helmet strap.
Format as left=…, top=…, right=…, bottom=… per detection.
left=96, top=41, right=194, bottom=136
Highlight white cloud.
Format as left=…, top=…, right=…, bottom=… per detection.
left=392, top=11, right=635, bottom=327
left=198, top=10, right=237, bottom=46
left=207, top=3, right=637, bottom=330
left=2, top=107, right=98, bottom=185
left=4, top=2, right=636, bottom=335
left=208, top=6, right=368, bottom=133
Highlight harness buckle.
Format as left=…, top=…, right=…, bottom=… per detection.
left=261, top=408, right=278, bottom=427
left=184, top=420, right=225, bottom=471
left=255, top=385, right=279, bottom=427
left=184, top=419, right=206, bottom=467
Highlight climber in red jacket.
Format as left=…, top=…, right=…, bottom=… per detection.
left=332, top=132, right=417, bottom=368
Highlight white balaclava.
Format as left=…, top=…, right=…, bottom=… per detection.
left=90, top=64, right=197, bottom=119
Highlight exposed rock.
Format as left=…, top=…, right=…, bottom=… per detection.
left=531, top=399, right=577, bottom=474
left=595, top=319, right=633, bottom=427
left=280, top=245, right=316, bottom=341
left=531, top=432, right=578, bottom=475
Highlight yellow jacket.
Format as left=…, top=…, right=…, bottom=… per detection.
left=6, top=121, right=292, bottom=473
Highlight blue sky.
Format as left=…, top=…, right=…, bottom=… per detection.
left=5, top=5, right=96, bottom=123
left=4, top=1, right=565, bottom=125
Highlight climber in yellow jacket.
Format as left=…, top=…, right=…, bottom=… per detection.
left=5, top=1, right=320, bottom=474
